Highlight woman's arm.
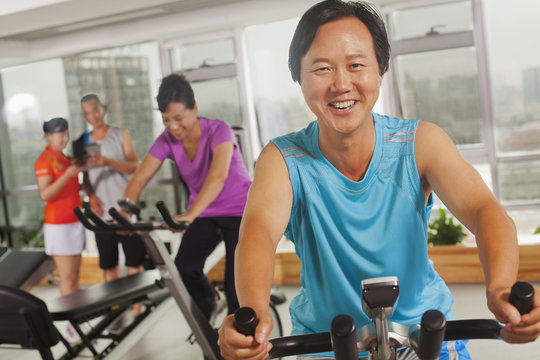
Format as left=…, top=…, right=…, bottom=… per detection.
left=122, top=153, right=163, bottom=203
left=37, top=164, right=83, bottom=202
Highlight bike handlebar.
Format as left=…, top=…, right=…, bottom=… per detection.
left=233, top=280, right=534, bottom=360
left=73, top=201, right=189, bottom=233
left=510, top=281, right=535, bottom=315
left=155, top=201, right=189, bottom=231
left=416, top=310, right=446, bottom=360
left=331, top=314, right=357, bottom=360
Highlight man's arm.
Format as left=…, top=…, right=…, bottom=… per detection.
left=218, top=142, right=293, bottom=359
left=82, top=171, right=104, bottom=216
left=417, top=121, right=517, bottom=297
left=416, top=121, right=540, bottom=342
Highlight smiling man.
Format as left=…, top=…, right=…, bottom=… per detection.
left=218, top=1, right=540, bottom=359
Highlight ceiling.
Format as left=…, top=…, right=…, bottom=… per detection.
left=0, top=0, right=253, bottom=41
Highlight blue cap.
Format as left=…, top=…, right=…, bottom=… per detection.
left=43, top=117, right=68, bottom=134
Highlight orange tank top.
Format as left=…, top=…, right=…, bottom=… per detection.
left=34, top=146, right=81, bottom=224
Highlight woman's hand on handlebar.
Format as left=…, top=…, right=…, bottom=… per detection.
left=165, top=213, right=194, bottom=233
left=488, top=285, right=540, bottom=343
left=218, top=310, right=273, bottom=360
left=116, top=209, right=135, bottom=236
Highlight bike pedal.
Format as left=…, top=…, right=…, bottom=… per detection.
left=186, top=332, right=197, bottom=345
left=270, top=288, right=287, bottom=305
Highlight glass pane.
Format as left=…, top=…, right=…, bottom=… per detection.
left=508, top=209, right=540, bottom=244
left=138, top=184, right=179, bottom=220
left=245, top=18, right=314, bottom=145
left=473, top=163, right=493, bottom=192
left=170, top=38, right=236, bottom=71
left=0, top=197, right=5, bottom=227
left=388, top=1, right=473, bottom=41
left=63, top=42, right=163, bottom=161
left=498, top=161, right=540, bottom=204
left=1, top=59, right=79, bottom=189
left=394, top=47, right=483, bottom=145
left=484, top=0, right=540, bottom=154
left=7, top=193, right=44, bottom=227
left=191, top=78, right=243, bottom=127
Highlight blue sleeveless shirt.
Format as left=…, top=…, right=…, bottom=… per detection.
left=271, top=113, right=454, bottom=339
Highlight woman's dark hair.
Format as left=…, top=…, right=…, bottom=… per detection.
left=288, top=0, right=390, bottom=83
left=43, top=117, right=68, bottom=134
left=156, top=73, right=196, bottom=112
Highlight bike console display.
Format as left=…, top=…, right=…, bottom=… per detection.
left=361, top=276, right=399, bottom=319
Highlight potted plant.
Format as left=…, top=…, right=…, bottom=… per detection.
left=428, top=208, right=466, bottom=246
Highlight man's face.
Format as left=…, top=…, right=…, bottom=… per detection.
left=299, top=16, right=381, bottom=136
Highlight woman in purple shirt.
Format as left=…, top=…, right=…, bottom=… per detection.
left=123, top=73, right=252, bottom=318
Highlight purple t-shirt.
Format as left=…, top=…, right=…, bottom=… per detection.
left=149, top=117, right=251, bottom=217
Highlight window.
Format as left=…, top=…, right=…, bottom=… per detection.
left=244, top=18, right=315, bottom=145
left=383, top=0, right=540, bottom=242
left=393, top=47, right=483, bottom=144
left=0, top=42, right=176, bottom=246
left=164, top=34, right=256, bottom=170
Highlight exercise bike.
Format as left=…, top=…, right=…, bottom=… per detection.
left=74, top=200, right=286, bottom=360
left=234, top=276, right=535, bottom=360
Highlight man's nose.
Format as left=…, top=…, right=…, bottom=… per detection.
left=331, top=67, right=353, bottom=93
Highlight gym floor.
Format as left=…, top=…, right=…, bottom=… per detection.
left=2, top=282, right=540, bottom=359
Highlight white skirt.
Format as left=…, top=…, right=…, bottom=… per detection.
left=44, top=222, right=86, bottom=256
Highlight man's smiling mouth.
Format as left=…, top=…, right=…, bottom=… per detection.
left=330, top=100, right=355, bottom=110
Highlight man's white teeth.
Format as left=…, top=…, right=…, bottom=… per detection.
left=332, top=100, right=355, bottom=109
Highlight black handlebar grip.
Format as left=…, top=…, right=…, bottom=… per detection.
left=73, top=207, right=99, bottom=231
left=417, top=310, right=446, bottom=360
left=234, top=307, right=259, bottom=336
left=108, top=208, right=135, bottom=230
left=155, top=201, right=189, bottom=230
left=509, top=281, right=535, bottom=315
left=330, top=314, right=357, bottom=360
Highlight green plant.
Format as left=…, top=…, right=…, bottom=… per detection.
left=428, top=208, right=466, bottom=246
left=535, top=227, right=540, bottom=235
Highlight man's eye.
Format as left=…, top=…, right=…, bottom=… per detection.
left=313, top=67, right=329, bottom=73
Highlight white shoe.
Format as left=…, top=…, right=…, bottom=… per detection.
left=65, top=323, right=80, bottom=344
left=65, top=322, right=93, bottom=345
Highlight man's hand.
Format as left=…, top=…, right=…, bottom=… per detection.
left=86, top=152, right=109, bottom=168
left=218, top=310, right=273, bottom=360
left=488, top=286, right=540, bottom=343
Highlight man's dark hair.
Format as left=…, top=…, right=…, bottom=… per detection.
left=288, top=0, right=390, bottom=83
left=80, top=93, right=104, bottom=106
left=156, top=73, right=196, bottom=113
